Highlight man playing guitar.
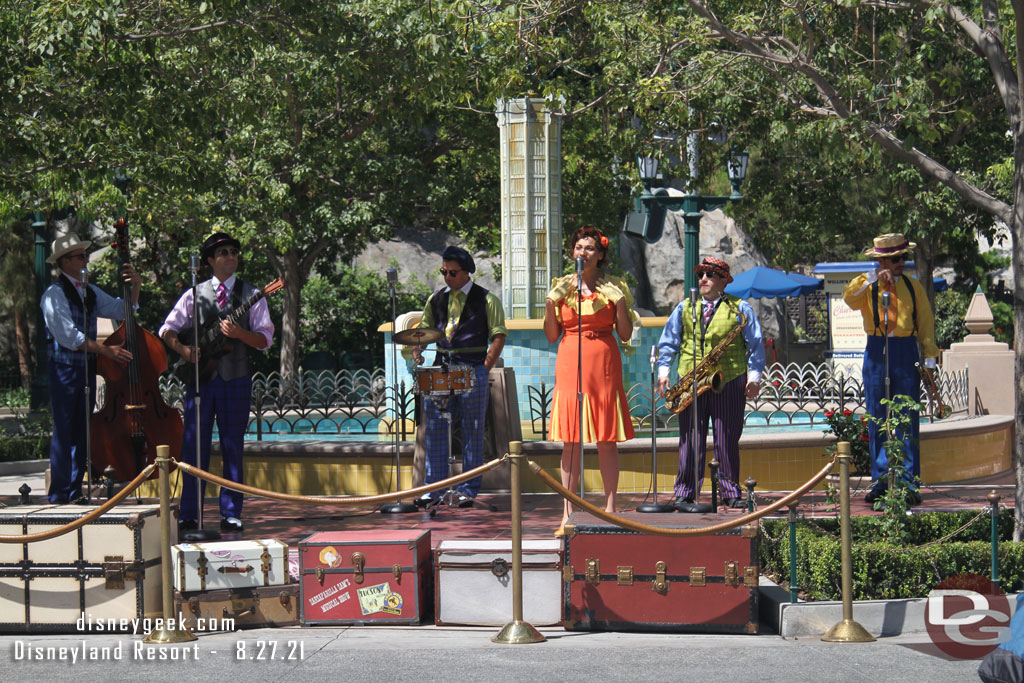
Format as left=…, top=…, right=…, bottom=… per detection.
left=160, top=233, right=275, bottom=533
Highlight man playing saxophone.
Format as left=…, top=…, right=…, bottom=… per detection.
left=657, top=257, right=765, bottom=509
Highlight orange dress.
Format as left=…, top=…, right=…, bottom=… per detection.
left=549, top=292, right=635, bottom=443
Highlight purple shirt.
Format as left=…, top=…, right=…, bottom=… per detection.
left=159, top=274, right=274, bottom=350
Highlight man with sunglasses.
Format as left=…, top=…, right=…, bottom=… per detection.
left=411, top=245, right=506, bottom=507
left=160, top=232, right=274, bottom=532
left=657, top=256, right=765, bottom=510
left=843, top=233, right=938, bottom=507
left=41, top=233, right=141, bottom=503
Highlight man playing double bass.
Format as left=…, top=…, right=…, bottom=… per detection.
left=41, top=233, right=141, bottom=504
left=160, top=233, right=274, bottom=533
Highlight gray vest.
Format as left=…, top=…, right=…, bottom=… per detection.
left=197, top=279, right=256, bottom=382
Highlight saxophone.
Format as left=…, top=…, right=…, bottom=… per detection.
left=664, top=307, right=747, bottom=414
left=916, top=362, right=952, bottom=420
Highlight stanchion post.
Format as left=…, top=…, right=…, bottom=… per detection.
left=988, top=491, right=1001, bottom=585
left=143, top=445, right=197, bottom=644
left=493, top=441, right=545, bottom=645
left=745, top=477, right=757, bottom=514
left=822, top=442, right=875, bottom=643
left=788, top=503, right=799, bottom=604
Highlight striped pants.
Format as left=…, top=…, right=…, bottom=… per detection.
left=674, top=372, right=747, bottom=499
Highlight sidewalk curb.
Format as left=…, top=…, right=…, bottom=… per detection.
left=0, top=459, right=48, bottom=476
left=760, top=576, right=1021, bottom=638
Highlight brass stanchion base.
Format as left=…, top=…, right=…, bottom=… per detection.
left=821, top=619, right=876, bottom=643
left=492, top=620, right=546, bottom=644
left=142, top=628, right=197, bottom=644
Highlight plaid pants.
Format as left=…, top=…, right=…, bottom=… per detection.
left=423, top=364, right=489, bottom=498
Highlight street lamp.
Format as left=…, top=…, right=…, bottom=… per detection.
left=628, top=149, right=749, bottom=293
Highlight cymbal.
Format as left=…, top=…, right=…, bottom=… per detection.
left=393, top=327, right=443, bottom=346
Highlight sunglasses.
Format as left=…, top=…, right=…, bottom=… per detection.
left=215, top=247, right=240, bottom=257
left=439, top=268, right=462, bottom=277
left=698, top=271, right=722, bottom=280
left=880, top=254, right=907, bottom=263
left=63, top=252, right=88, bottom=261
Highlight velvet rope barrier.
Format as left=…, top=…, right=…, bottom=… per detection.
left=174, top=455, right=507, bottom=505
left=527, top=457, right=836, bottom=537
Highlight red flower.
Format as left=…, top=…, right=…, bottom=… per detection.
left=825, top=410, right=835, bottom=418
left=843, top=409, right=852, bottom=416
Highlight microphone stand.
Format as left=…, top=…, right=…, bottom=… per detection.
left=679, top=288, right=712, bottom=514
left=381, top=268, right=416, bottom=514
left=881, top=289, right=893, bottom=493
left=182, top=254, right=219, bottom=542
left=81, top=267, right=92, bottom=503
left=637, top=344, right=672, bottom=513
left=575, top=257, right=585, bottom=501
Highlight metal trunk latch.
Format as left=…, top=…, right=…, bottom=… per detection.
left=617, top=566, right=634, bottom=586
left=652, top=561, right=670, bottom=594
left=724, top=561, right=740, bottom=587
left=228, top=595, right=257, bottom=619
left=315, top=566, right=325, bottom=584
left=260, top=548, right=272, bottom=586
left=490, top=558, right=509, bottom=578
left=392, top=564, right=402, bottom=581
left=351, top=552, right=366, bottom=584
left=690, top=566, right=706, bottom=588
left=585, top=558, right=600, bottom=585
left=103, top=555, right=142, bottom=590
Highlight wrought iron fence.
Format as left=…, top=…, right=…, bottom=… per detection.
left=159, top=368, right=417, bottom=441
left=527, top=361, right=970, bottom=440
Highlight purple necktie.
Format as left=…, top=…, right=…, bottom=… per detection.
left=703, top=301, right=714, bottom=326
left=217, top=283, right=229, bottom=310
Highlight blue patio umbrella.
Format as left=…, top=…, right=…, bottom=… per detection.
left=785, top=271, right=824, bottom=295
left=724, top=266, right=805, bottom=299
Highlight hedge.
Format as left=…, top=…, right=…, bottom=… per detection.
left=0, top=436, right=48, bottom=463
left=760, top=511, right=1022, bottom=601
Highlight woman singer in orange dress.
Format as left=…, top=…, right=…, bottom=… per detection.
left=544, top=226, right=636, bottom=536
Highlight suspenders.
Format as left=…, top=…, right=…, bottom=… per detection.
left=870, top=274, right=917, bottom=336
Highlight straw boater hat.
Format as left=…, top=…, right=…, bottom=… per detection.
left=46, top=233, right=92, bottom=264
left=863, top=233, right=916, bottom=259
left=694, top=256, right=734, bottom=284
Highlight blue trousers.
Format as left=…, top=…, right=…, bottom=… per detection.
left=675, top=372, right=747, bottom=499
left=423, top=364, right=489, bottom=498
left=47, top=359, right=95, bottom=503
left=179, top=375, right=251, bottom=521
left=863, top=335, right=921, bottom=490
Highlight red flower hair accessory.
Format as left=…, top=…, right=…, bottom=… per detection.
left=599, top=235, right=609, bottom=248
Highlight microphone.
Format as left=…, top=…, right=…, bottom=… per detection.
left=80, top=267, right=89, bottom=285
left=189, top=254, right=200, bottom=272
left=650, top=344, right=657, bottom=370
left=881, top=291, right=891, bottom=308
left=575, top=257, right=584, bottom=273
left=386, top=268, right=398, bottom=284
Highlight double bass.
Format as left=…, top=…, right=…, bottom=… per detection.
left=91, top=216, right=183, bottom=481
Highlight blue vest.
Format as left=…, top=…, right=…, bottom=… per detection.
left=46, top=276, right=97, bottom=367
left=196, top=279, right=256, bottom=381
left=429, top=283, right=489, bottom=366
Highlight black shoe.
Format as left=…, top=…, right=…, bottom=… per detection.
left=723, top=497, right=746, bottom=509
left=454, top=493, right=475, bottom=508
left=671, top=497, right=694, bottom=509
left=178, top=519, right=198, bottom=533
left=864, top=487, right=886, bottom=504
left=414, top=493, right=436, bottom=508
left=220, top=516, right=243, bottom=532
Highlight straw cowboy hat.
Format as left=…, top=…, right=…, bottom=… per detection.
left=46, top=233, right=92, bottom=264
left=863, top=233, right=916, bottom=259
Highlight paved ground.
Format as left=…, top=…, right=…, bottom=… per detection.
left=0, top=462, right=1010, bottom=681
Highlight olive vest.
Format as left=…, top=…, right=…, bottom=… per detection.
left=676, top=295, right=749, bottom=384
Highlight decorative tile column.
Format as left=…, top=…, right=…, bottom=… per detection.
left=495, top=97, right=564, bottom=319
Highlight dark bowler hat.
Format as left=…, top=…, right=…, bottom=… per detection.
left=201, top=232, right=242, bottom=260
left=441, top=245, right=475, bottom=274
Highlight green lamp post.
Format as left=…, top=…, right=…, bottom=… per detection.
left=30, top=211, right=50, bottom=411
left=631, top=149, right=750, bottom=293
